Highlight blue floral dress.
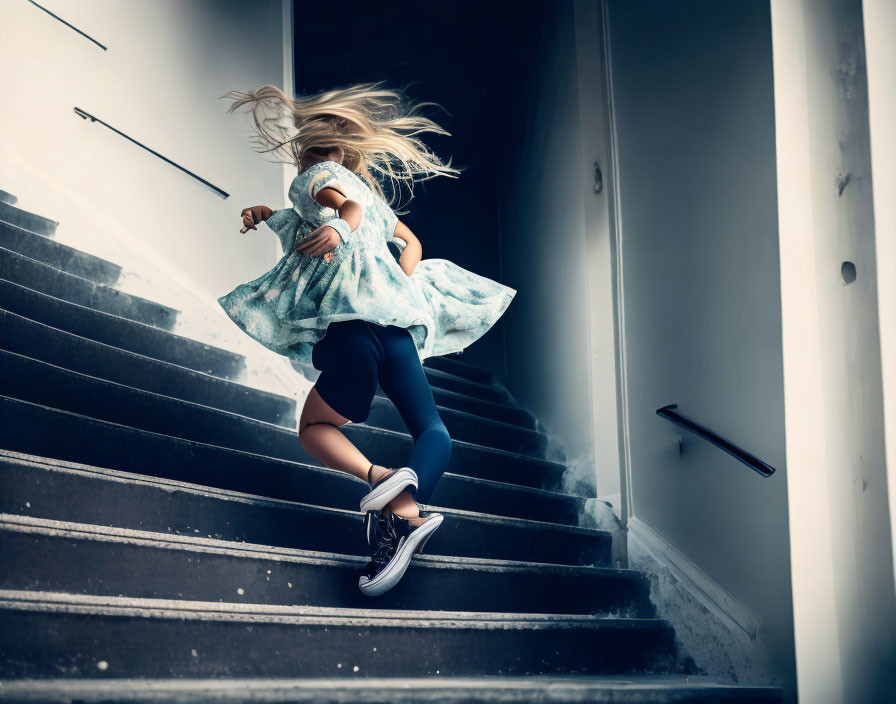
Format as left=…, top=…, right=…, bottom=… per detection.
left=218, top=160, right=516, bottom=379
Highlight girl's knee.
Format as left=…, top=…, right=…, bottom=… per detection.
left=297, top=419, right=348, bottom=448
left=300, top=386, right=353, bottom=430
left=420, top=421, right=452, bottom=455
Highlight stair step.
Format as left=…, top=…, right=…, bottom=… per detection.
left=0, top=245, right=177, bottom=330
left=0, top=450, right=606, bottom=566
left=0, top=202, right=58, bottom=236
left=0, top=591, right=680, bottom=678
left=0, top=353, right=564, bottom=495
left=0, top=513, right=650, bottom=616
left=364, top=397, right=547, bottom=458
left=0, top=220, right=121, bottom=285
left=389, top=383, right=537, bottom=429
left=0, top=309, right=295, bottom=426
left=0, top=676, right=785, bottom=703
left=0, top=278, right=244, bottom=379
left=423, top=367, right=512, bottom=404
left=0, top=189, right=16, bottom=205
left=424, top=354, right=495, bottom=386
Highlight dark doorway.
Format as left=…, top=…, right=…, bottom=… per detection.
left=293, top=0, right=545, bottom=374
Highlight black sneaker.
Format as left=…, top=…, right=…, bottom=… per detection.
left=359, top=466, right=418, bottom=513
left=359, top=509, right=399, bottom=596
left=358, top=506, right=444, bottom=597
left=363, top=507, right=391, bottom=548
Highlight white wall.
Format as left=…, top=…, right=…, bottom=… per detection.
left=605, top=0, right=795, bottom=694
left=0, top=0, right=289, bottom=301
left=863, top=0, right=896, bottom=594
left=770, top=0, right=896, bottom=701
left=573, top=0, right=624, bottom=508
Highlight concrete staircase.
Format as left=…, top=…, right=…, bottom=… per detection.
left=0, top=188, right=783, bottom=702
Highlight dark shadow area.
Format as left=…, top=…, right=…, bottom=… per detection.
left=293, top=0, right=546, bottom=374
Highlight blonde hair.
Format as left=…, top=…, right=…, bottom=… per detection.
left=220, top=81, right=462, bottom=208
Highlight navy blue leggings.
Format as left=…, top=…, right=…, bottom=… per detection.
left=311, top=319, right=452, bottom=504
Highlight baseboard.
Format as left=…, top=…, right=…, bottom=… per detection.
left=628, top=516, right=759, bottom=641
left=627, top=516, right=775, bottom=686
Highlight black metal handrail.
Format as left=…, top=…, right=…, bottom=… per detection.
left=74, top=108, right=230, bottom=199
left=656, top=404, right=776, bottom=477
left=27, top=1, right=107, bottom=50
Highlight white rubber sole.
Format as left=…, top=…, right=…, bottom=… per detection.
left=358, top=513, right=444, bottom=597
left=359, top=467, right=419, bottom=513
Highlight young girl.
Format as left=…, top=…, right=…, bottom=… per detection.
left=218, top=82, right=515, bottom=596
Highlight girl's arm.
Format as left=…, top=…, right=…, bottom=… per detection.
left=393, top=219, right=422, bottom=277
left=312, top=185, right=363, bottom=231
left=295, top=185, right=363, bottom=256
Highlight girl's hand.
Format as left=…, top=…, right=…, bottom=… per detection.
left=240, top=205, right=273, bottom=233
left=295, top=225, right=341, bottom=257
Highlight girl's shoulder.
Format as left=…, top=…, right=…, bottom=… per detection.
left=291, top=160, right=358, bottom=183
left=290, top=160, right=367, bottom=196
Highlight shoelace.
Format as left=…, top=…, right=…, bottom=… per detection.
left=369, top=514, right=398, bottom=566
left=370, top=541, right=394, bottom=566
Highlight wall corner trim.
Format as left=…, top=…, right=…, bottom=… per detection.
left=627, top=516, right=761, bottom=643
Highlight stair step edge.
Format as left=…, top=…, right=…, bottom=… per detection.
left=0, top=677, right=786, bottom=704
left=0, top=590, right=673, bottom=629
left=0, top=512, right=639, bottom=579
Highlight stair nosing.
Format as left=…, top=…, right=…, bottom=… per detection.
left=0, top=677, right=786, bottom=699
left=0, top=512, right=638, bottom=579
left=0, top=207, right=58, bottom=233
left=0, top=589, right=672, bottom=630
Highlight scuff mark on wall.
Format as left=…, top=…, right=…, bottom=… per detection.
left=837, top=171, right=852, bottom=195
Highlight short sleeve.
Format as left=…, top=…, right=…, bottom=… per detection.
left=289, top=162, right=344, bottom=227
left=307, top=167, right=343, bottom=201
left=390, top=235, right=407, bottom=251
